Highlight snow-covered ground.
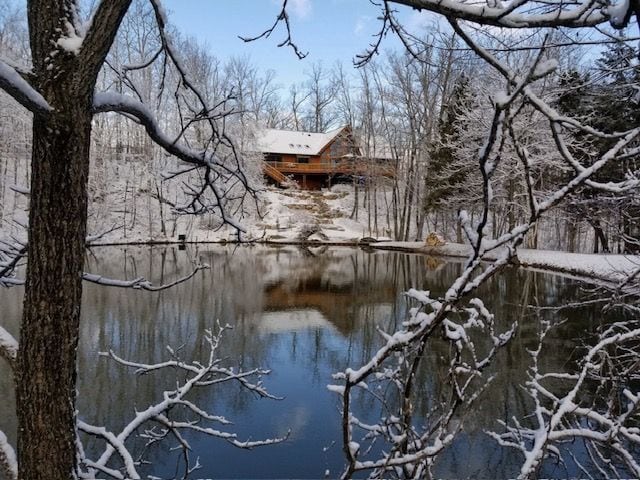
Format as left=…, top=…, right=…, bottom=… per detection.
left=4, top=181, right=639, bottom=284
left=85, top=185, right=392, bottom=245
left=373, top=241, right=640, bottom=284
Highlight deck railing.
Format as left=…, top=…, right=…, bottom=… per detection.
left=264, top=160, right=396, bottom=177
left=263, top=161, right=289, bottom=185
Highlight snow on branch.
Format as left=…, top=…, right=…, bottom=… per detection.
left=0, top=430, right=17, bottom=480
left=89, top=0, right=261, bottom=235
left=332, top=22, right=640, bottom=478
left=0, top=238, right=27, bottom=288
left=0, top=60, right=51, bottom=115
left=0, top=326, right=17, bottom=371
left=489, top=318, right=640, bottom=478
left=0, top=233, right=208, bottom=292
left=93, top=92, right=247, bottom=233
left=388, top=0, right=619, bottom=29
left=93, top=92, right=214, bottom=167
left=78, top=325, right=287, bottom=479
left=82, top=263, right=208, bottom=291
left=332, top=289, right=516, bottom=479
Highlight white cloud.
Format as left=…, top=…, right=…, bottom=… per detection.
left=406, top=10, right=432, bottom=32
left=354, top=15, right=371, bottom=36
left=289, top=0, right=312, bottom=19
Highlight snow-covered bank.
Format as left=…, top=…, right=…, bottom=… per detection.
left=373, top=241, right=640, bottom=284
left=85, top=185, right=394, bottom=245
left=7, top=181, right=638, bottom=286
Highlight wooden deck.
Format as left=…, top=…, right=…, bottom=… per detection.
left=264, top=160, right=396, bottom=179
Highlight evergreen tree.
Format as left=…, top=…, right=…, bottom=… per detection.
left=423, top=75, right=475, bottom=219
left=590, top=41, right=640, bottom=253
left=556, top=42, right=640, bottom=253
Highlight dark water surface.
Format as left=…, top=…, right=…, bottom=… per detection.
left=0, top=245, right=605, bottom=478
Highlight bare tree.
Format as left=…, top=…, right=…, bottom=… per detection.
left=302, top=62, right=338, bottom=133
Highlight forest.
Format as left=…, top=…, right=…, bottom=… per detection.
left=2, top=1, right=638, bottom=251
left=0, top=0, right=639, bottom=479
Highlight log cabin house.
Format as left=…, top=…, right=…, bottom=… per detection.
left=257, top=125, right=396, bottom=190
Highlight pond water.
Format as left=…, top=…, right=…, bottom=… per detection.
left=0, top=245, right=608, bottom=478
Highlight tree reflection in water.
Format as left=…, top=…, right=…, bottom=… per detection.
left=0, top=245, right=621, bottom=478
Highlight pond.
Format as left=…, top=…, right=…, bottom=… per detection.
left=0, top=245, right=609, bottom=478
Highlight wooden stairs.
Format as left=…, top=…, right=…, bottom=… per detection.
left=263, top=161, right=289, bottom=186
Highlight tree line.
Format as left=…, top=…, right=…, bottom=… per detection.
left=2, top=2, right=637, bottom=252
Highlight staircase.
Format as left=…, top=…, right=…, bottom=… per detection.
left=263, top=162, right=289, bottom=186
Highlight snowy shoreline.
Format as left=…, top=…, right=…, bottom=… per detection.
left=372, top=241, right=640, bottom=285
left=88, top=238, right=640, bottom=286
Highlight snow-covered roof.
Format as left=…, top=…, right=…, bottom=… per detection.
left=256, top=126, right=347, bottom=156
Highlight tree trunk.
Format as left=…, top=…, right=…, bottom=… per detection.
left=15, top=2, right=132, bottom=477
left=591, top=220, right=609, bottom=254
left=17, top=105, right=92, bottom=480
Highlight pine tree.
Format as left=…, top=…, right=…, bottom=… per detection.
left=556, top=44, right=640, bottom=253
left=424, top=74, right=475, bottom=219
left=590, top=41, right=640, bottom=252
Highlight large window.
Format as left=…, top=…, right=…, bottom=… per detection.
left=297, top=156, right=310, bottom=164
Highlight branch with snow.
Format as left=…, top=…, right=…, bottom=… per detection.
left=0, top=326, right=18, bottom=371
left=332, top=21, right=640, bottom=479
left=93, top=88, right=251, bottom=233
left=78, top=324, right=287, bottom=479
left=0, top=238, right=27, bottom=288
left=330, top=290, right=516, bottom=479
left=387, top=0, right=628, bottom=29
left=0, top=232, right=208, bottom=292
left=0, top=429, right=17, bottom=480
left=83, top=263, right=208, bottom=291
left=0, top=60, right=51, bottom=115
left=489, top=318, right=640, bottom=479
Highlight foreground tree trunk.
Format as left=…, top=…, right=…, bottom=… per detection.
left=17, top=103, right=93, bottom=480
left=14, top=2, right=131, bottom=477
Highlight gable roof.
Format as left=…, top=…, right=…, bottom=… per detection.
left=256, top=126, right=348, bottom=156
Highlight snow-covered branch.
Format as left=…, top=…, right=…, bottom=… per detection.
left=0, top=241, right=26, bottom=287
left=388, top=0, right=623, bottom=29
left=489, top=317, right=640, bottom=479
left=93, top=91, right=248, bottom=233
left=0, top=233, right=208, bottom=292
left=82, top=263, right=208, bottom=291
left=0, top=326, right=18, bottom=371
left=0, top=430, right=17, bottom=480
left=93, top=92, right=218, bottom=168
left=78, top=325, right=287, bottom=479
left=331, top=290, right=516, bottom=478
left=0, top=60, right=51, bottom=115
left=332, top=20, right=640, bottom=478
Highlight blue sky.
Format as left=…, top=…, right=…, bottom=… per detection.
left=162, top=0, right=438, bottom=85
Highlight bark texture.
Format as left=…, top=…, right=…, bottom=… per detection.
left=16, top=2, right=131, bottom=478
left=17, top=104, right=92, bottom=480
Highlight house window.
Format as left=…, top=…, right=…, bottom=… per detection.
left=265, top=153, right=282, bottom=163
left=297, top=156, right=310, bottom=164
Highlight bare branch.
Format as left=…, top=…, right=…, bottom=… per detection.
left=239, top=0, right=308, bottom=59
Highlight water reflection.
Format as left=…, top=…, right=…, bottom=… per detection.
left=0, top=245, right=603, bottom=478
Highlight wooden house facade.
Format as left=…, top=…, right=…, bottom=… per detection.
left=257, top=125, right=396, bottom=190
